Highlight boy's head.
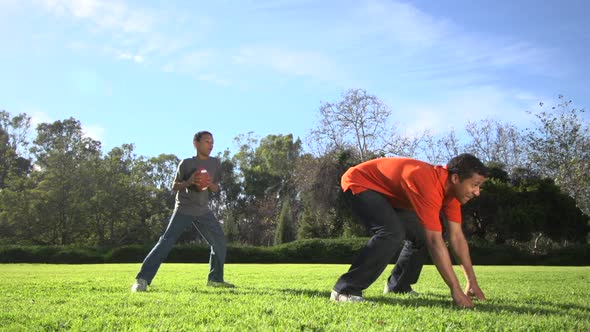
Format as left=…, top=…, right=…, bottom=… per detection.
left=193, top=131, right=214, bottom=159
left=447, top=153, right=488, bottom=204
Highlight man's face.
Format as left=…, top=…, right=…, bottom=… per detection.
left=451, top=173, right=486, bottom=204
left=194, top=134, right=214, bottom=158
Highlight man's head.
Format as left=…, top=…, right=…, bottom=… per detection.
left=447, top=153, right=488, bottom=204
left=193, top=131, right=214, bottom=159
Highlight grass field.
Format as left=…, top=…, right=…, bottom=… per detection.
left=1, top=264, right=588, bottom=331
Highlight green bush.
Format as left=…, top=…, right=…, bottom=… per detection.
left=542, top=244, right=590, bottom=266
left=469, top=243, right=529, bottom=265
left=0, top=240, right=588, bottom=265
left=0, top=246, right=36, bottom=263
left=105, top=245, right=151, bottom=263
left=49, top=247, right=104, bottom=264
left=274, top=238, right=369, bottom=263
left=0, top=246, right=104, bottom=264
left=105, top=244, right=214, bottom=263
left=167, top=244, right=210, bottom=263
left=0, top=246, right=61, bottom=263
left=226, top=245, right=281, bottom=263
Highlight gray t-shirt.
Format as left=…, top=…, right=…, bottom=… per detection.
left=173, top=156, right=222, bottom=217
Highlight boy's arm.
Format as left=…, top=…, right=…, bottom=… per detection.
left=424, top=228, right=474, bottom=308
left=447, top=221, right=486, bottom=300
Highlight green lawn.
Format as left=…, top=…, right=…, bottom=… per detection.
left=1, top=264, right=588, bottom=331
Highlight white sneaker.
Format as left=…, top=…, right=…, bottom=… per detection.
left=330, top=290, right=365, bottom=302
left=384, top=284, right=419, bottom=296
left=207, top=280, right=236, bottom=288
left=131, top=278, right=148, bottom=292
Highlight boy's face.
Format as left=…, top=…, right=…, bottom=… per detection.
left=451, top=173, right=486, bottom=204
left=194, top=134, right=214, bottom=158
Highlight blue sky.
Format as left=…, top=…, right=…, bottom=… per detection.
left=1, top=0, right=588, bottom=159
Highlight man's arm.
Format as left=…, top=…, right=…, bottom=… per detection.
left=207, top=182, right=219, bottom=192
left=171, top=162, right=191, bottom=191
left=424, top=229, right=474, bottom=308
left=446, top=221, right=486, bottom=300
left=171, top=173, right=219, bottom=192
left=172, top=178, right=193, bottom=191
left=208, top=159, right=222, bottom=193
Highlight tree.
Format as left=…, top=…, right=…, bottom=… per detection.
left=309, top=89, right=392, bottom=161
left=525, top=95, right=590, bottom=216
left=531, top=178, right=589, bottom=244
left=297, top=205, right=329, bottom=239
left=144, top=153, right=180, bottom=191
left=421, top=128, right=463, bottom=165
left=30, top=118, right=101, bottom=245
left=294, top=153, right=337, bottom=239
left=230, top=133, right=303, bottom=245
left=382, top=130, right=426, bottom=158
left=0, top=172, right=40, bottom=244
left=464, top=118, right=525, bottom=172
left=463, top=178, right=539, bottom=244
left=294, top=148, right=362, bottom=239
left=274, top=199, right=295, bottom=245
left=486, top=162, right=510, bottom=183
left=0, top=110, right=32, bottom=158
left=463, top=172, right=588, bottom=246
left=211, top=149, right=243, bottom=243
left=248, top=134, right=302, bottom=200
left=0, top=111, right=32, bottom=188
left=84, top=144, right=169, bottom=246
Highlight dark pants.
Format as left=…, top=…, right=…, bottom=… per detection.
left=333, top=190, right=427, bottom=296
left=136, top=211, right=227, bottom=284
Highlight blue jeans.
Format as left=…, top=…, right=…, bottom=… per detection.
left=136, top=211, right=227, bottom=284
left=334, top=190, right=427, bottom=296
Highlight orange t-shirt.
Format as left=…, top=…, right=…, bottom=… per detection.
left=341, top=157, right=461, bottom=232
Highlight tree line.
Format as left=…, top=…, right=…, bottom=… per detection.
left=1, top=90, right=588, bottom=249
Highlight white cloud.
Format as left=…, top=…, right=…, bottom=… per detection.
left=30, top=110, right=53, bottom=128
left=27, top=110, right=105, bottom=142
left=138, top=34, right=193, bottom=58
left=39, top=0, right=171, bottom=66
left=196, top=74, right=231, bottom=86
left=361, top=0, right=451, bottom=48
left=162, top=50, right=213, bottom=73
left=233, top=46, right=340, bottom=81
left=0, top=0, right=20, bottom=12
left=161, top=50, right=232, bottom=86
left=117, top=52, right=144, bottom=63
left=40, top=0, right=155, bottom=33
left=82, top=124, right=105, bottom=141
left=33, top=0, right=561, bottom=89
left=397, top=86, right=540, bottom=136
left=37, top=1, right=220, bottom=80
left=359, top=0, right=556, bottom=80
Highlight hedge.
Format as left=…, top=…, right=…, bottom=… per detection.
left=0, top=238, right=588, bottom=265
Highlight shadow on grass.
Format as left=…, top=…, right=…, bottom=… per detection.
left=379, top=292, right=590, bottom=320
left=280, top=288, right=331, bottom=298
left=476, top=298, right=589, bottom=319
left=280, top=288, right=444, bottom=307
left=181, top=285, right=589, bottom=321
left=281, top=288, right=589, bottom=320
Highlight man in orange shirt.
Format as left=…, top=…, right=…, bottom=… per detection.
left=330, top=153, right=488, bottom=308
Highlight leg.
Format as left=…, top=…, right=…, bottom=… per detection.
left=193, top=211, right=227, bottom=282
left=333, top=190, right=406, bottom=296
left=386, top=209, right=427, bottom=292
left=135, top=212, right=193, bottom=284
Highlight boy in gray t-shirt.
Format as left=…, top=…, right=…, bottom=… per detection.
left=131, top=131, right=234, bottom=292
left=174, top=155, right=222, bottom=217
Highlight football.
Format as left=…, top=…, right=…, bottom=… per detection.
left=196, top=168, right=209, bottom=191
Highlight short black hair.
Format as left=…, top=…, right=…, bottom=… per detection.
left=194, top=131, right=213, bottom=142
left=447, top=153, right=488, bottom=181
